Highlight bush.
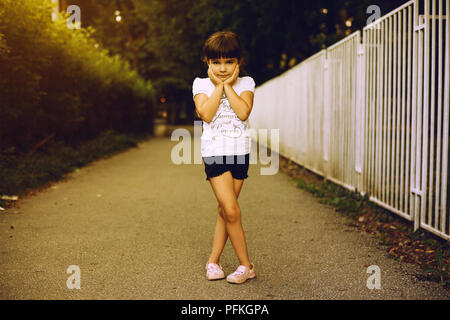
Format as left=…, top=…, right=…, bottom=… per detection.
left=0, top=0, right=155, bottom=154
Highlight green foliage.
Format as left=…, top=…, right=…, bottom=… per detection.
left=0, top=129, right=145, bottom=196
left=61, top=0, right=409, bottom=124
left=0, top=0, right=155, bottom=154
left=422, top=248, right=450, bottom=287
left=295, top=176, right=374, bottom=220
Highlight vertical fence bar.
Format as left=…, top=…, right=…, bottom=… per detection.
left=411, top=0, right=422, bottom=231
left=356, top=37, right=365, bottom=194
left=421, top=0, right=430, bottom=229
left=345, top=43, right=349, bottom=186
left=333, top=52, right=338, bottom=178
left=350, top=39, right=354, bottom=187
left=341, top=44, right=346, bottom=184
left=378, top=20, right=383, bottom=203
left=388, top=14, right=394, bottom=206
left=412, top=0, right=419, bottom=231
left=392, top=13, right=398, bottom=208
left=351, top=38, right=355, bottom=188
left=352, top=37, right=357, bottom=188
left=429, top=0, right=437, bottom=227
left=324, top=53, right=330, bottom=165
left=434, top=0, right=443, bottom=230
left=416, top=8, right=422, bottom=227
left=380, top=18, right=386, bottom=204
left=372, top=26, right=377, bottom=197
left=395, top=11, right=402, bottom=211
left=441, top=0, right=449, bottom=235
left=401, top=7, right=407, bottom=213
left=367, top=28, right=372, bottom=195
left=386, top=16, right=393, bottom=206
left=374, top=23, right=378, bottom=201
left=362, top=31, right=367, bottom=194
left=370, top=27, right=376, bottom=196
left=406, top=4, right=413, bottom=215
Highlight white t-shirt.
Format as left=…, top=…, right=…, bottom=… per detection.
left=192, top=76, right=256, bottom=157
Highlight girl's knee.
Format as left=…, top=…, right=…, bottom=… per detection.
left=222, top=204, right=241, bottom=223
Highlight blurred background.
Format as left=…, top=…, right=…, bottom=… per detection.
left=55, top=0, right=407, bottom=124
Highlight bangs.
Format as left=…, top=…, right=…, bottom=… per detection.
left=202, top=32, right=242, bottom=61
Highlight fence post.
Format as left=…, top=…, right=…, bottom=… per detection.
left=51, top=0, right=59, bottom=21
left=356, top=38, right=365, bottom=195
left=419, top=0, right=430, bottom=233
left=411, top=0, right=421, bottom=232
left=323, top=52, right=330, bottom=181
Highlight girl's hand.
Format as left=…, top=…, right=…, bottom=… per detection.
left=208, top=66, right=223, bottom=87
left=224, top=64, right=239, bottom=86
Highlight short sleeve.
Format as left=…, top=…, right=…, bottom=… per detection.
left=240, top=76, right=256, bottom=94
left=192, top=77, right=208, bottom=98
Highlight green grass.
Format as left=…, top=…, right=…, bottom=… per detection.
left=0, top=129, right=151, bottom=200
left=422, top=248, right=450, bottom=287
left=294, top=177, right=369, bottom=218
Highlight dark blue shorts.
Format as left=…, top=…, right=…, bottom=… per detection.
left=202, top=153, right=250, bottom=181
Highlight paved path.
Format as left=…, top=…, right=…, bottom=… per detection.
left=0, top=129, right=449, bottom=299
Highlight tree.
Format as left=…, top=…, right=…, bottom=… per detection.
left=65, top=0, right=410, bottom=124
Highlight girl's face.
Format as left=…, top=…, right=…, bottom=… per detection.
left=208, top=57, right=240, bottom=81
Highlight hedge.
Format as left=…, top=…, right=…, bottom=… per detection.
left=0, top=0, right=156, bottom=153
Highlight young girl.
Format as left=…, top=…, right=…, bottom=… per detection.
left=192, top=31, right=256, bottom=284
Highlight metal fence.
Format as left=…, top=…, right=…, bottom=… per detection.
left=250, top=0, right=450, bottom=241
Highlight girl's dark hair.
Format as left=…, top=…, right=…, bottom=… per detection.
left=201, top=31, right=248, bottom=68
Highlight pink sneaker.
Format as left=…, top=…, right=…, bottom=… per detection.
left=206, top=262, right=225, bottom=280
left=226, top=263, right=256, bottom=284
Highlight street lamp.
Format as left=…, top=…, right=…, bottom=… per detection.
left=115, top=10, right=122, bottom=23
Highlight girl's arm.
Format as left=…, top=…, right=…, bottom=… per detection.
left=223, top=66, right=254, bottom=121
left=194, top=68, right=224, bottom=123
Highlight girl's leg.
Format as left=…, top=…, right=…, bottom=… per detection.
left=207, top=206, right=228, bottom=264
left=208, top=171, right=251, bottom=268
left=208, top=177, right=245, bottom=264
